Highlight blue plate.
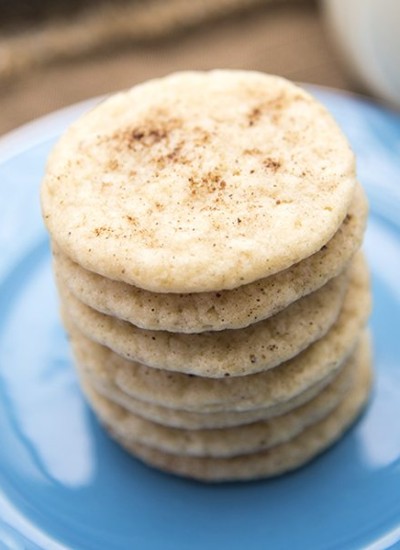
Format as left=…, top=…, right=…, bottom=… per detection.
left=1, top=86, right=400, bottom=550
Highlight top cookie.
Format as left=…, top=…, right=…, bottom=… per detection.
left=41, top=70, right=356, bottom=293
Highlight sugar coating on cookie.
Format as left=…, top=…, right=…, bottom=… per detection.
left=42, top=70, right=356, bottom=292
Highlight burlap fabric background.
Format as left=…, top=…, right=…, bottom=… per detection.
left=0, top=0, right=355, bottom=137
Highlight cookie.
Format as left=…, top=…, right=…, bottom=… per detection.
left=42, top=70, right=356, bottom=293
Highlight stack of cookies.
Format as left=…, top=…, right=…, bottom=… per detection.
left=41, top=71, right=372, bottom=482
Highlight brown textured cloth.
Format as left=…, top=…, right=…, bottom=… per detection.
left=0, top=1, right=351, bottom=137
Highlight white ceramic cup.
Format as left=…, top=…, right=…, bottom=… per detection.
left=321, top=0, right=400, bottom=109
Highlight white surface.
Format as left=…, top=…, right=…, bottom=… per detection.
left=322, top=0, right=400, bottom=110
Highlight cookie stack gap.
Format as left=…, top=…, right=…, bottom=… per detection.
left=41, top=70, right=372, bottom=482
